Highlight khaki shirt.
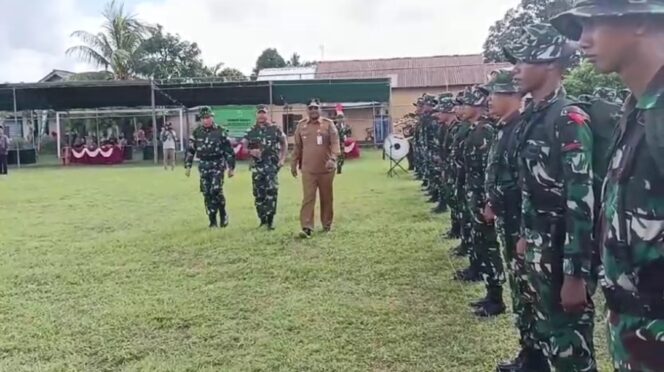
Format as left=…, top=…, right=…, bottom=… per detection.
left=291, top=117, right=340, bottom=174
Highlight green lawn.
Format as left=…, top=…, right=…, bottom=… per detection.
left=0, top=152, right=611, bottom=372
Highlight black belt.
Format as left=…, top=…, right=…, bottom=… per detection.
left=603, top=285, right=664, bottom=318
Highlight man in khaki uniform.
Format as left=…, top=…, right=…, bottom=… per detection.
left=291, top=98, right=341, bottom=239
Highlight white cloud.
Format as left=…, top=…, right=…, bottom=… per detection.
left=0, top=0, right=519, bottom=82
left=135, top=0, right=519, bottom=74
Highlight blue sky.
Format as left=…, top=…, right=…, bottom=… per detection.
left=0, top=0, right=520, bottom=83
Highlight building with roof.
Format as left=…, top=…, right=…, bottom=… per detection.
left=257, top=66, right=316, bottom=81
left=315, top=54, right=510, bottom=118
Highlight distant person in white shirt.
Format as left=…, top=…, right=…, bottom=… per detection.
left=161, top=122, right=177, bottom=170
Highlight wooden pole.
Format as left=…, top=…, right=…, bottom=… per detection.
left=151, top=80, right=158, bottom=164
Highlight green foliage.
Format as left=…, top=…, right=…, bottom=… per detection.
left=564, top=61, right=625, bottom=98
left=66, top=0, right=149, bottom=80
left=134, top=25, right=210, bottom=79
left=252, top=48, right=287, bottom=79
left=207, top=63, right=248, bottom=82
left=483, top=0, right=574, bottom=62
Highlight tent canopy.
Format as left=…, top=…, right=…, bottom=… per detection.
left=0, top=78, right=391, bottom=111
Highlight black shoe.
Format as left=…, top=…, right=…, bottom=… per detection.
left=427, top=196, right=439, bottom=204
left=322, top=226, right=331, bottom=233
left=431, top=204, right=447, bottom=214
left=258, top=217, right=267, bottom=228
left=220, top=212, right=229, bottom=228
left=474, top=300, right=506, bottom=317
left=451, top=244, right=468, bottom=257
left=208, top=214, right=218, bottom=229
left=454, top=268, right=481, bottom=282
left=298, top=228, right=313, bottom=239
left=523, top=349, right=550, bottom=372
left=445, top=229, right=460, bottom=240
left=470, top=295, right=491, bottom=308
left=496, top=348, right=528, bottom=372
left=266, top=216, right=276, bottom=231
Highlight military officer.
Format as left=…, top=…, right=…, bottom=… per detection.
left=243, top=105, right=288, bottom=230
left=185, top=106, right=236, bottom=228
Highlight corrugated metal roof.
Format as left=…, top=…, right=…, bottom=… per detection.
left=315, top=55, right=510, bottom=88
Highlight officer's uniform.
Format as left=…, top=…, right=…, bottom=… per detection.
left=552, top=2, right=664, bottom=371
left=244, top=105, right=285, bottom=229
left=185, top=106, right=236, bottom=228
left=505, top=24, right=597, bottom=371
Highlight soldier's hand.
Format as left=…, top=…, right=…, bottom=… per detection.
left=249, top=149, right=262, bottom=158
left=291, top=167, right=298, bottom=178
left=325, top=160, right=337, bottom=171
left=185, top=168, right=191, bottom=178
left=516, top=238, right=527, bottom=257
left=561, top=276, right=588, bottom=314
left=228, top=169, right=235, bottom=178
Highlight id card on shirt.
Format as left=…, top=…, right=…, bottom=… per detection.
left=316, top=135, right=323, bottom=145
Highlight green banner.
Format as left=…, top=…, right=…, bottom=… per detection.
left=212, top=105, right=256, bottom=138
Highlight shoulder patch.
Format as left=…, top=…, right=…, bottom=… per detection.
left=562, top=105, right=590, bottom=126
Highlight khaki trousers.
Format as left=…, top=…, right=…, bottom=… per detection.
left=300, top=171, right=335, bottom=230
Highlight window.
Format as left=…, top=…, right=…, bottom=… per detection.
left=283, top=114, right=302, bottom=136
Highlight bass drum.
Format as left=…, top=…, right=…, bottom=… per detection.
left=383, top=134, right=410, bottom=161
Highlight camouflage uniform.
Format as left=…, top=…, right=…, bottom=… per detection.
left=461, top=86, right=505, bottom=310
left=185, top=106, right=236, bottom=228
left=434, top=95, right=458, bottom=217
left=552, top=2, right=664, bottom=371
left=334, top=116, right=351, bottom=174
left=505, top=24, right=597, bottom=371
left=450, top=116, right=474, bottom=266
left=484, top=71, right=548, bottom=369
left=442, top=118, right=462, bottom=238
left=244, top=106, right=285, bottom=228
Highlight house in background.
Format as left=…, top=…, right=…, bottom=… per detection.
left=315, top=54, right=510, bottom=119
left=39, top=70, right=75, bottom=83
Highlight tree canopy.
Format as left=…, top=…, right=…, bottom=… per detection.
left=483, top=0, right=573, bottom=62
left=564, top=61, right=625, bottom=98
left=66, top=0, right=149, bottom=79
left=252, top=48, right=287, bottom=79
left=133, top=25, right=209, bottom=79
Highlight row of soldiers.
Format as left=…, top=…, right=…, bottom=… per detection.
left=409, top=1, right=663, bottom=371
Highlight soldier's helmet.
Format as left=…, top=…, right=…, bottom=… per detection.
left=434, top=93, right=457, bottom=113
left=551, top=0, right=664, bottom=41
left=480, top=69, right=520, bottom=95
left=503, top=23, right=576, bottom=65
left=460, top=85, right=490, bottom=107
left=199, top=106, right=214, bottom=118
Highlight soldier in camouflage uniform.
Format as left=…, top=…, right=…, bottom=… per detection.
left=552, top=2, right=664, bottom=371
left=452, top=88, right=481, bottom=282
left=459, top=86, right=506, bottom=316
left=185, top=106, right=236, bottom=228
left=436, top=95, right=462, bottom=236
left=421, top=94, right=439, bottom=200
left=504, top=24, right=598, bottom=371
left=431, top=93, right=454, bottom=214
left=334, top=113, right=351, bottom=175
left=484, top=70, right=550, bottom=371
left=243, top=105, right=288, bottom=230
left=412, top=96, right=425, bottom=180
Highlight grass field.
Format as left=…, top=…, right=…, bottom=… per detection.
left=0, top=152, right=612, bottom=372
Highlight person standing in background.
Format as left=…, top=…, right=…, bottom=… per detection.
left=0, top=124, right=9, bottom=176
left=333, top=111, right=351, bottom=175
left=291, top=98, right=340, bottom=239
left=161, top=122, right=177, bottom=171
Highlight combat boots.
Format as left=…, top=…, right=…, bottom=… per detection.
left=450, top=244, right=468, bottom=257
left=208, top=213, right=218, bottom=229
left=431, top=199, right=448, bottom=214
left=219, top=208, right=229, bottom=228
left=474, top=286, right=506, bottom=317
left=454, top=266, right=482, bottom=282
left=266, top=215, right=276, bottom=231
left=496, top=348, right=550, bottom=372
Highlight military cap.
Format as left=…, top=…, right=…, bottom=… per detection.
left=459, top=86, right=489, bottom=107
left=256, top=104, right=269, bottom=113
left=422, top=94, right=438, bottom=107
left=434, top=95, right=457, bottom=113
left=551, top=0, right=664, bottom=41
left=503, top=23, right=575, bottom=65
left=481, top=69, right=520, bottom=94
left=199, top=106, right=214, bottom=118
left=413, top=95, right=425, bottom=107
left=307, top=98, right=321, bottom=108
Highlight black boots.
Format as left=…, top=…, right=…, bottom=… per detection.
left=219, top=209, right=229, bottom=228
left=266, top=215, right=275, bottom=231
left=474, top=286, right=506, bottom=317
left=454, top=267, right=482, bottom=282
left=450, top=244, right=468, bottom=257
left=208, top=213, right=218, bottom=229
left=431, top=200, right=448, bottom=214
left=496, top=347, right=550, bottom=372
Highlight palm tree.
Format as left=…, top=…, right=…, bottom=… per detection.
left=66, top=0, right=148, bottom=80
